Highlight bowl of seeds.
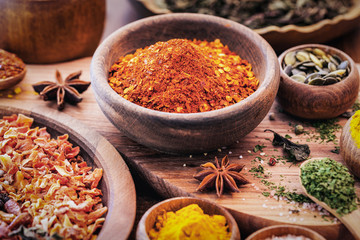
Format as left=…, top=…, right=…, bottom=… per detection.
left=277, top=44, right=359, bottom=120
left=90, top=13, right=280, bottom=154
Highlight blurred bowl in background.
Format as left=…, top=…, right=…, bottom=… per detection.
left=0, top=0, right=105, bottom=64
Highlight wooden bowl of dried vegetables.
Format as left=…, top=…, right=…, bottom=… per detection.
left=90, top=13, right=280, bottom=154
left=277, top=43, right=359, bottom=120
left=0, top=101, right=136, bottom=240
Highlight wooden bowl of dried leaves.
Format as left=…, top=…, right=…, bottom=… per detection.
left=90, top=13, right=280, bottom=154
left=0, top=0, right=105, bottom=64
left=136, top=197, right=240, bottom=240
left=137, top=0, right=360, bottom=53
left=277, top=44, right=359, bottom=120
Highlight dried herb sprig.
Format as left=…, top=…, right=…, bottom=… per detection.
left=265, top=129, right=310, bottom=162
left=301, top=158, right=358, bottom=216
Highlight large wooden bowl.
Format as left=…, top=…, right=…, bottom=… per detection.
left=277, top=44, right=359, bottom=120
left=137, top=0, right=360, bottom=53
left=0, top=100, right=137, bottom=240
left=0, top=0, right=105, bottom=64
left=245, top=224, right=326, bottom=240
left=136, top=197, right=240, bottom=240
left=90, top=13, right=280, bottom=154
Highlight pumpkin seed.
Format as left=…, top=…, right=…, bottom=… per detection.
left=338, top=60, right=349, bottom=70
left=331, top=69, right=347, bottom=76
left=284, top=65, right=292, bottom=76
left=291, top=74, right=306, bottom=83
left=291, top=68, right=306, bottom=76
left=284, top=51, right=296, bottom=65
left=328, top=62, right=337, bottom=71
left=324, top=77, right=339, bottom=85
left=313, top=48, right=326, bottom=57
left=308, top=78, right=325, bottom=85
left=309, top=53, right=322, bottom=68
left=296, top=51, right=310, bottom=62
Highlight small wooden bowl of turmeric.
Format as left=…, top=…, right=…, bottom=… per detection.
left=136, top=197, right=240, bottom=240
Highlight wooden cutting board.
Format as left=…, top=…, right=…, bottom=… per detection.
left=1, top=58, right=359, bottom=240
left=124, top=103, right=359, bottom=240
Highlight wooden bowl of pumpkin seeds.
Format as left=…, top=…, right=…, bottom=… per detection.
left=277, top=44, right=359, bottom=119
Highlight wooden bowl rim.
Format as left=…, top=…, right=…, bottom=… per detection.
left=278, top=43, right=359, bottom=92
left=137, top=0, right=360, bottom=35
left=136, top=196, right=240, bottom=240
left=91, top=13, right=279, bottom=122
left=245, top=224, right=327, bottom=240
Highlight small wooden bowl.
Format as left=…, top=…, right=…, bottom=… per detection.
left=246, top=224, right=326, bottom=240
left=90, top=13, right=280, bottom=154
left=340, top=113, right=360, bottom=179
left=136, top=197, right=240, bottom=240
left=0, top=0, right=105, bottom=64
left=277, top=44, right=359, bottom=119
left=0, top=49, right=26, bottom=90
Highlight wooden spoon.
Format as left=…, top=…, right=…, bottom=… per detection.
left=0, top=69, right=26, bottom=90
left=299, top=159, right=360, bottom=240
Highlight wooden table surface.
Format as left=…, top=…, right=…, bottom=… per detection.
left=1, top=1, right=360, bottom=239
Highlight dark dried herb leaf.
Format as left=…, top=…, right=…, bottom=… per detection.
left=265, top=129, right=310, bottom=162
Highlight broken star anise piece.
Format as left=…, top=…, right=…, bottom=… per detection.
left=32, top=70, right=91, bottom=110
left=193, top=155, right=249, bottom=197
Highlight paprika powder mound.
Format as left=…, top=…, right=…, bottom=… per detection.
left=108, top=38, right=259, bottom=113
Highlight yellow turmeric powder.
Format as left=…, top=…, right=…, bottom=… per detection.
left=350, top=110, right=360, bottom=148
left=148, top=204, right=231, bottom=240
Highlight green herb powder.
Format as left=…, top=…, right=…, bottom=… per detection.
left=301, top=158, right=358, bottom=216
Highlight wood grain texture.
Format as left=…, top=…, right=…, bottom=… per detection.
left=277, top=44, right=360, bottom=119
left=90, top=13, right=280, bottom=154
left=1, top=57, right=359, bottom=239
left=136, top=197, right=240, bottom=240
left=341, top=116, right=360, bottom=179
left=299, top=159, right=360, bottom=240
left=0, top=0, right=105, bottom=64
left=0, top=100, right=137, bottom=240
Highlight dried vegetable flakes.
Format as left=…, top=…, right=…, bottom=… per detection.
left=0, top=114, right=107, bottom=239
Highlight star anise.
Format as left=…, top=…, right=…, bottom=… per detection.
left=32, top=70, right=90, bottom=110
left=193, top=155, right=249, bottom=197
